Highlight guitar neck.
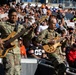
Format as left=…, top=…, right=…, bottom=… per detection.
left=6, top=21, right=38, bottom=43
left=56, top=37, right=65, bottom=43
left=6, top=29, right=25, bottom=44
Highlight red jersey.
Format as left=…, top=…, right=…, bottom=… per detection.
left=67, top=49, right=76, bottom=62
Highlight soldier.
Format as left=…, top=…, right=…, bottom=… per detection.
left=36, top=15, right=66, bottom=75
left=0, top=8, right=34, bottom=75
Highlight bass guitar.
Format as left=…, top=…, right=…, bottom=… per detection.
left=0, top=28, right=26, bottom=58
left=43, top=37, right=66, bottom=53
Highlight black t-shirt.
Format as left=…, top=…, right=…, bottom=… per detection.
left=27, top=44, right=45, bottom=58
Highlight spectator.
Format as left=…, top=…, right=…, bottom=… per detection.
left=22, top=16, right=31, bottom=28
left=27, top=37, right=48, bottom=59
left=66, top=43, right=76, bottom=68
left=18, top=37, right=27, bottom=58
left=37, top=19, right=48, bottom=33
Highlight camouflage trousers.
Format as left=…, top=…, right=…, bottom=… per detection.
left=48, top=47, right=66, bottom=75
left=2, top=53, right=21, bottom=75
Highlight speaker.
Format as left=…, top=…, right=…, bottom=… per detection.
left=34, top=59, right=56, bottom=75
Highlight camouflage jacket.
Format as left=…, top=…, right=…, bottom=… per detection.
left=0, top=21, right=32, bottom=54
left=37, top=28, right=61, bottom=44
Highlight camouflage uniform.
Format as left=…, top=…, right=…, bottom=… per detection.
left=37, top=28, right=66, bottom=75
left=0, top=21, right=31, bottom=75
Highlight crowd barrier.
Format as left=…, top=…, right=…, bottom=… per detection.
left=0, top=58, right=38, bottom=75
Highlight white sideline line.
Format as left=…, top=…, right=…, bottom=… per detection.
left=0, top=58, right=37, bottom=63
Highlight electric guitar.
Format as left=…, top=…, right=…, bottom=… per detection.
left=0, top=28, right=26, bottom=58
left=43, top=37, right=66, bottom=53
left=0, top=15, right=48, bottom=58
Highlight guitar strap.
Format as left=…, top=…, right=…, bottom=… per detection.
left=14, top=21, right=19, bottom=32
